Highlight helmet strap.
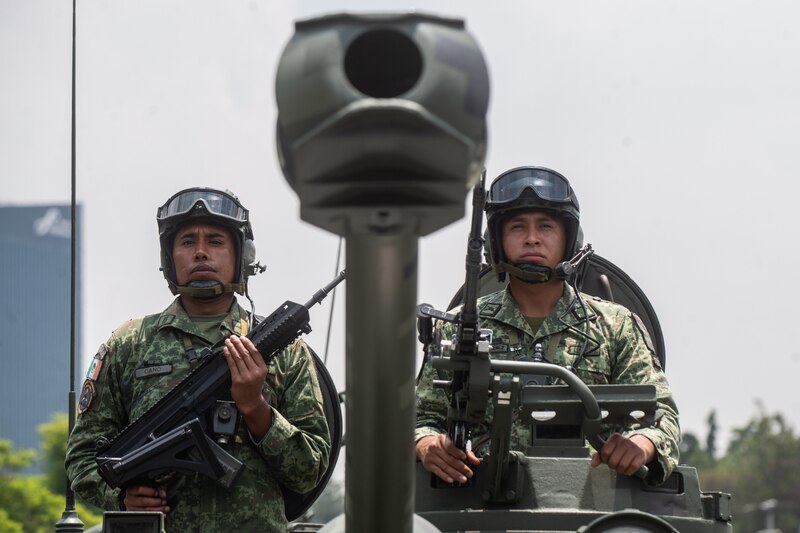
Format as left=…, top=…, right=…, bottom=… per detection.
left=494, top=261, right=553, bottom=284
left=175, top=280, right=245, bottom=299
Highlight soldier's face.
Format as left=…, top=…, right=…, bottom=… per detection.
left=501, top=211, right=566, bottom=269
left=172, top=223, right=237, bottom=286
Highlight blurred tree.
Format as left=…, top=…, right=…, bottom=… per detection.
left=0, top=508, right=23, bottom=533
left=694, top=403, right=800, bottom=533
left=38, top=413, right=69, bottom=495
left=38, top=412, right=103, bottom=517
left=0, top=436, right=101, bottom=532
left=705, top=410, right=717, bottom=461
left=679, top=431, right=714, bottom=469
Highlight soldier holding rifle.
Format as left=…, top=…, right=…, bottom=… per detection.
left=415, top=166, right=680, bottom=487
left=66, top=188, right=330, bottom=532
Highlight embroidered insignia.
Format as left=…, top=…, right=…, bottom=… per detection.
left=85, top=343, right=108, bottom=380
left=86, top=357, right=104, bottom=380
left=78, top=379, right=95, bottom=414
left=134, top=364, right=174, bottom=379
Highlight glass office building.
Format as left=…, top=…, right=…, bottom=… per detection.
left=0, top=204, right=81, bottom=459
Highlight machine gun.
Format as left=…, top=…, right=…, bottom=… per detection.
left=94, top=270, right=346, bottom=490
left=418, top=172, right=492, bottom=458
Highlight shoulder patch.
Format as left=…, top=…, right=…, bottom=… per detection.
left=95, top=343, right=108, bottom=360
left=86, top=343, right=108, bottom=380
left=78, top=379, right=96, bottom=414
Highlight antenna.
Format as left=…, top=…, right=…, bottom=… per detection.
left=55, top=0, right=84, bottom=530
left=323, top=236, right=343, bottom=365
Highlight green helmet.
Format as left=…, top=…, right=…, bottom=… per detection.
left=156, top=187, right=257, bottom=297
left=485, top=166, right=581, bottom=283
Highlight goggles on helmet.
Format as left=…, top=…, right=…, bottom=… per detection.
left=488, top=167, right=574, bottom=206
left=157, top=188, right=249, bottom=225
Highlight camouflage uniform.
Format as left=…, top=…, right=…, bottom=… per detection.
left=415, top=284, right=680, bottom=485
left=66, top=298, right=331, bottom=532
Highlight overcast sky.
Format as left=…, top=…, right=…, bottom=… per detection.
left=2, top=0, right=799, bottom=454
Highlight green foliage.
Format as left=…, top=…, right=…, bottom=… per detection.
left=0, top=436, right=101, bottom=532
left=0, top=508, right=23, bottom=533
left=690, top=406, right=800, bottom=533
left=37, top=413, right=70, bottom=495
left=679, top=431, right=715, bottom=470
left=0, top=441, right=35, bottom=474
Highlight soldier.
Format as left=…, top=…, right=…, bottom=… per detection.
left=415, top=166, right=680, bottom=487
left=66, top=187, right=330, bottom=531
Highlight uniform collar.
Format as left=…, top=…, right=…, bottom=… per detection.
left=478, top=283, right=596, bottom=339
left=154, top=297, right=248, bottom=341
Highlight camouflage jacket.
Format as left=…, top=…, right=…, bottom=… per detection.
left=66, top=298, right=331, bottom=532
left=415, top=284, right=680, bottom=485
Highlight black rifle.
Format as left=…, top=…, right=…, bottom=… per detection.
left=94, top=271, right=346, bottom=490
left=418, top=172, right=491, bottom=455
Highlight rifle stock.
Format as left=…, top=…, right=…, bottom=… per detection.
left=95, top=271, right=346, bottom=489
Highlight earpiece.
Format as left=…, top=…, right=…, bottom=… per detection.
left=242, top=239, right=256, bottom=266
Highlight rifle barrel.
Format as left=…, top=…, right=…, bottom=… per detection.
left=305, top=270, right=346, bottom=308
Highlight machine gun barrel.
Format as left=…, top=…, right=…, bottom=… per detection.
left=446, top=172, right=488, bottom=451
left=95, top=271, right=346, bottom=489
left=458, top=170, right=486, bottom=329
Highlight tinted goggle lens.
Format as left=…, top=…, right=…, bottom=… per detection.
left=158, top=189, right=247, bottom=222
left=489, top=169, right=572, bottom=204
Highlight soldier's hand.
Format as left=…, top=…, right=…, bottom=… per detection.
left=591, top=433, right=655, bottom=476
left=224, top=335, right=269, bottom=415
left=123, top=485, right=170, bottom=513
left=416, top=434, right=480, bottom=484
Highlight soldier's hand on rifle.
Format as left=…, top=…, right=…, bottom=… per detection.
left=416, top=434, right=480, bottom=484
left=591, top=433, right=655, bottom=476
left=224, top=335, right=273, bottom=441
left=122, top=485, right=170, bottom=513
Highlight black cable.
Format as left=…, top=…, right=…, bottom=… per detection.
left=323, top=236, right=343, bottom=365
left=567, top=277, right=595, bottom=374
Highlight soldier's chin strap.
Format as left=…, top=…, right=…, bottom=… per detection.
left=175, top=280, right=245, bottom=299
left=493, top=261, right=553, bottom=284
left=494, top=244, right=595, bottom=285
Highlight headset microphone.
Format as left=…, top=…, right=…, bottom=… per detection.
left=556, top=244, right=595, bottom=280
left=555, top=261, right=575, bottom=279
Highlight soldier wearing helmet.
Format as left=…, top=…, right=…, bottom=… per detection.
left=66, top=188, right=331, bottom=532
left=415, top=166, right=680, bottom=487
